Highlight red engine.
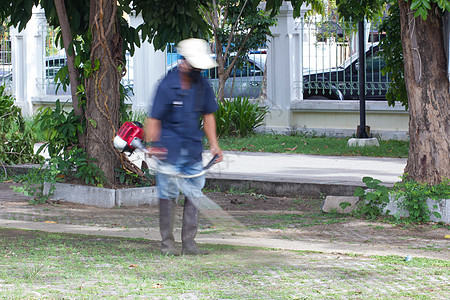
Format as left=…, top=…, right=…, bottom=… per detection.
left=114, top=121, right=145, bottom=154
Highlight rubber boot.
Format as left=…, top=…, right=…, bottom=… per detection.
left=159, top=198, right=180, bottom=256
left=181, top=197, right=209, bottom=255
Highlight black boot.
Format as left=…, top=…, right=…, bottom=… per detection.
left=182, top=197, right=209, bottom=255
left=159, top=198, right=180, bottom=256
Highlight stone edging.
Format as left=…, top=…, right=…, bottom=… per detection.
left=43, top=182, right=158, bottom=208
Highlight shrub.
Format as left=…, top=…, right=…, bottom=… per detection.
left=353, top=177, right=390, bottom=220
left=215, top=97, right=268, bottom=137
left=393, top=177, right=450, bottom=223
left=33, top=100, right=82, bottom=157
left=0, top=86, right=42, bottom=166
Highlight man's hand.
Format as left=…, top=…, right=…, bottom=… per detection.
left=209, top=145, right=223, bottom=163
left=203, top=113, right=223, bottom=164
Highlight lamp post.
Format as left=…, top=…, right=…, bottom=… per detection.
left=358, top=18, right=368, bottom=138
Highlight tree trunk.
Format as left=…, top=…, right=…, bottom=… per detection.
left=86, top=0, right=122, bottom=186
left=53, top=0, right=85, bottom=148
left=398, top=1, right=450, bottom=184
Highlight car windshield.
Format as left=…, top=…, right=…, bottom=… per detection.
left=336, top=42, right=380, bottom=70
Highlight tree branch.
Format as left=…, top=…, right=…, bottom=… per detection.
left=53, top=0, right=85, bottom=148
left=224, top=0, right=249, bottom=59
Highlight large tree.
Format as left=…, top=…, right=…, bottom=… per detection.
left=397, top=1, right=450, bottom=184
left=335, top=0, right=450, bottom=185
left=1, top=0, right=210, bottom=186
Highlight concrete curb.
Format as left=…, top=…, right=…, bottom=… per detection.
left=205, top=177, right=362, bottom=197
left=43, top=182, right=158, bottom=208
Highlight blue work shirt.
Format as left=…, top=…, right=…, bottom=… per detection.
left=149, top=70, right=218, bottom=165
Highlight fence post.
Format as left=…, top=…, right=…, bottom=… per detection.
left=265, top=2, right=310, bottom=133
left=11, top=6, right=46, bottom=116
left=128, top=13, right=166, bottom=114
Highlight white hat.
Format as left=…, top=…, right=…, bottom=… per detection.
left=177, top=38, right=218, bottom=70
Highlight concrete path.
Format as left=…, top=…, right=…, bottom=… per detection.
left=128, top=150, right=407, bottom=187
left=35, top=143, right=407, bottom=187
left=0, top=218, right=447, bottom=260
left=206, top=151, right=406, bottom=186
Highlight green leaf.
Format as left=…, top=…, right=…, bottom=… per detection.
left=88, top=118, right=97, bottom=128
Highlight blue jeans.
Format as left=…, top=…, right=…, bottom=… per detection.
left=156, top=150, right=205, bottom=200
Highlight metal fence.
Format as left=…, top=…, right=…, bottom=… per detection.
left=39, top=18, right=389, bottom=101
left=165, top=43, right=266, bottom=99
left=301, top=17, right=389, bottom=100
left=0, top=30, right=12, bottom=94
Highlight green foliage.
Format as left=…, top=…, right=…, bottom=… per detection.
left=115, top=167, right=155, bottom=187
left=215, top=97, right=268, bottom=137
left=33, top=100, right=105, bottom=187
left=379, top=2, right=408, bottom=109
left=51, top=148, right=106, bottom=187
left=12, top=149, right=106, bottom=203
left=0, top=0, right=40, bottom=32
left=353, top=177, right=390, bottom=219
left=336, top=0, right=388, bottom=21
left=207, top=0, right=276, bottom=54
left=265, top=0, right=325, bottom=18
left=336, top=0, right=450, bottom=22
left=201, top=0, right=277, bottom=100
left=34, top=100, right=83, bottom=157
left=133, top=0, right=210, bottom=50
left=410, top=0, right=450, bottom=20
left=12, top=163, right=60, bottom=204
left=354, top=176, right=450, bottom=223
left=393, top=176, right=450, bottom=223
left=0, top=86, right=42, bottom=166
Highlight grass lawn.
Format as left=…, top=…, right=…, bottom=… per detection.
left=0, top=228, right=448, bottom=299
left=219, top=133, right=409, bottom=158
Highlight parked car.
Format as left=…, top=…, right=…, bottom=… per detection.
left=44, top=54, right=134, bottom=96
left=168, top=53, right=266, bottom=99
left=303, top=43, right=389, bottom=100
left=0, top=70, right=12, bottom=93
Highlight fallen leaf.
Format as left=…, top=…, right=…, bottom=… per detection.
left=444, top=235, right=450, bottom=239
left=44, top=221, right=58, bottom=224
left=129, top=264, right=138, bottom=268
left=285, top=145, right=298, bottom=151
left=153, top=283, right=163, bottom=288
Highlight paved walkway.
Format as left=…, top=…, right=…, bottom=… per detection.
left=129, top=150, right=407, bottom=187
left=35, top=142, right=407, bottom=187
left=207, top=151, right=407, bottom=186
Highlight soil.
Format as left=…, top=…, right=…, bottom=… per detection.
left=1, top=182, right=449, bottom=260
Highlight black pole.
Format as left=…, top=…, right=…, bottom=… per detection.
left=358, top=19, right=368, bottom=138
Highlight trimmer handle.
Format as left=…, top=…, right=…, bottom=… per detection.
left=204, top=154, right=219, bottom=170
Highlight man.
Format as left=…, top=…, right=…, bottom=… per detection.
left=144, top=38, right=223, bottom=256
